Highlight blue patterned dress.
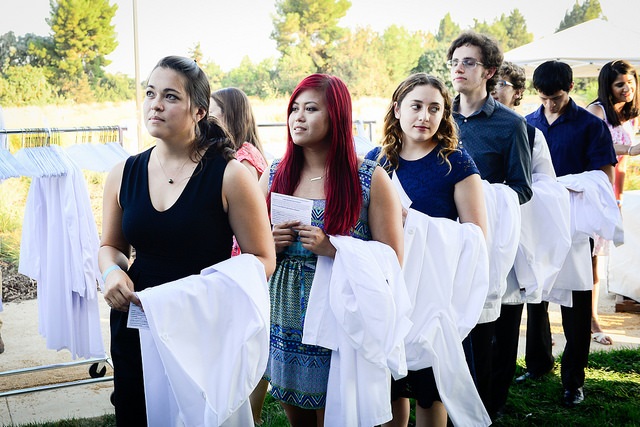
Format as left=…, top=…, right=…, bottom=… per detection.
left=265, top=159, right=375, bottom=409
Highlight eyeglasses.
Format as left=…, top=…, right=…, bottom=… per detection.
left=446, top=58, right=484, bottom=69
left=495, top=80, right=514, bottom=89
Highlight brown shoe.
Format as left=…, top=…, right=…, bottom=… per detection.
left=0, top=332, right=4, bottom=354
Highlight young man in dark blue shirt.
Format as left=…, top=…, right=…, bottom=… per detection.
left=447, top=30, right=532, bottom=420
left=525, top=60, right=616, bottom=408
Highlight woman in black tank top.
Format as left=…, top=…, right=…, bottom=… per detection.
left=98, top=56, right=275, bottom=426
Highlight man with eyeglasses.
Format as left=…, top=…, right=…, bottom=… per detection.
left=526, top=60, right=616, bottom=409
left=446, top=30, right=532, bottom=422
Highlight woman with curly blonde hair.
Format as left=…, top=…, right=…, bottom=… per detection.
left=366, top=73, right=486, bottom=427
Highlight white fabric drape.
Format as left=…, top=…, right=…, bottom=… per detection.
left=609, top=190, right=640, bottom=301
left=478, top=181, right=520, bottom=323
left=548, top=170, right=624, bottom=306
left=503, top=173, right=572, bottom=304
left=302, top=236, right=411, bottom=427
left=137, top=254, right=269, bottom=427
left=402, top=209, right=491, bottom=427
left=18, top=146, right=104, bottom=359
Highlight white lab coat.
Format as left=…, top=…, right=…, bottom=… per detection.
left=136, top=255, right=269, bottom=427
left=479, top=181, right=520, bottom=323
left=548, top=170, right=624, bottom=306
left=402, top=209, right=491, bottom=427
left=609, top=190, right=640, bottom=301
left=302, top=236, right=411, bottom=427
left=18, top=146, right=104, bottom=359
left=503, top=173, right=572, bottom=304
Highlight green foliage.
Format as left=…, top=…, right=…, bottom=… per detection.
left=201, top=61, right=225, bottom=91
left=272, top=0, right=351, bottom=73
left=0, top=177, right=30, bottom=265
left=0, top=32, right=54, bottom=74
left=274, top=46, right=316, bottom=95
left=47, top=0, right=118, bottom=81
left=557, top=0, right=604, bottom=32
left=329, top=26, right=388, bottom=97
left=222, top=57, right=277, bottom=98
left=91, top=73, right=135, bottom=102
left=436, top=13, right=461, bottom=45
left=412, top=45, right=451, bottom=91
left=0, top=65, right=57, bottom=106
left=472, top=9, right=534, bottom=52
left=189, top=42, right=204, bottom=64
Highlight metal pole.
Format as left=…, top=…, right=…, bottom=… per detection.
left=133, top=0, right=143, bottom=152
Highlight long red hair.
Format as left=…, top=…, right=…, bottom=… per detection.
left=269, top=74, right=361, bottom=235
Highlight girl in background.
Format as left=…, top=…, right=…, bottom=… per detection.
left=210, top=86, right=270, bottom=424
left=587, top=60, right=640, bottom=346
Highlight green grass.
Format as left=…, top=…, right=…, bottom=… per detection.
left=15, top=348, right=640, bottom=426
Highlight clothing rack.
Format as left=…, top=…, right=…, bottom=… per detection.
left=0, top=125, right=126, bottom=397
left=0, top=125, right=126, bottom=146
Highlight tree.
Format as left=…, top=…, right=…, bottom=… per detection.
left=222, top=56, right=276, bottom=98
left=329, top=26, right=387, bottom=97
left=0, top=32, right=53, bottom=74
left=381, top=25, right=426, bottom=88
left=0, top=65, right=56, bottom=106
left=436, top=13, right=461, bottom=45
left=47, top=0, right=118, bottom=80
left=200, top=60, right=225, bottom=91
left=189, top=42, right=204, bottom=64
left=557, top=0, right=603, bottom=32
left=271, top=0, right=351, bottom=73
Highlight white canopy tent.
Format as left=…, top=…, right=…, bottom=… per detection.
left=504, top=19, right=640, bottom=78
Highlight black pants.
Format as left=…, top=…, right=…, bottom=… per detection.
left=561, top=290, right=593, bottom=391
left=110, top=309, right=147, bottom=426
left=525, top=301, right=556, bottom=376
left=491, top=304, right=524, bottom=416
left=463, top=320, right=495, bottom=415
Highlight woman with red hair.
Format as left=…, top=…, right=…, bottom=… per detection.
left=259, top=74, right=404, bottom=426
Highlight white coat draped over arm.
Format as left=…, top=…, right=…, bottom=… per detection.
left=479, top=181, right=520, bottom=323
left=302, top=236, right=412, bottom=427
left=547, top=170, right=624, bottom=306
left=504, top=173, right=572, bottom=304
left=136, top=254, right=270, bottom=427
left=402, top=209, right=491, bottom=427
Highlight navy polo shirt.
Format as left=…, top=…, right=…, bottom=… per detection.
left=526, top=98, right=616, bottom=177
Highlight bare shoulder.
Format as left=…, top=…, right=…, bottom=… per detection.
left=586, top=103, right=605, bottom=119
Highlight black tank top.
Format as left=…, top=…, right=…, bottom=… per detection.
left=120, top=145, right=233, bottom=291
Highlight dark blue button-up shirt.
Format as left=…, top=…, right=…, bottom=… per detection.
left=526, top=98, right=616, bottom=177
left=453, top=95, right=533, bottom=204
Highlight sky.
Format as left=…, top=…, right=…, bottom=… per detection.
left=0, top=0, right=628, bottom=79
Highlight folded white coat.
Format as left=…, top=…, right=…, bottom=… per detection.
left=479, top=181, right=521, bottom=323
left=136, top=254, right=270, bottom=427
left=402, top=209, right=491, bottom=427
left=303, top=236, right=412, bottom=427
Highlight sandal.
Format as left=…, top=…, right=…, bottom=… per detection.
left=592, top=332, right=613, bottom=345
